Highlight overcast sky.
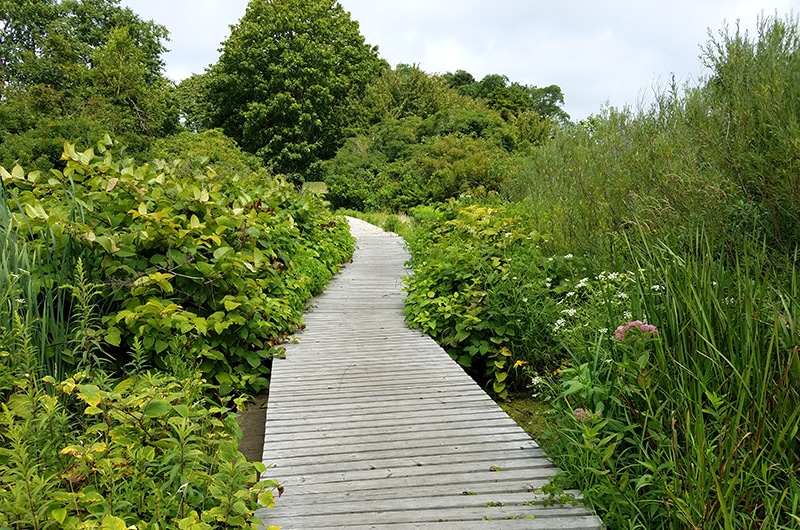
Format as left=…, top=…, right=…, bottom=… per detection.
left=119, top=0, right=795, bottom=121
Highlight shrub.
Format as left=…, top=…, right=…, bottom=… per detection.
left=404, top=199, right=560, bottom=398
left=1, top=138, right=354, bottom=393
left=0, top=368, right=281, bottom=528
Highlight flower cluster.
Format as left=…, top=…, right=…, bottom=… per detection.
left=614, top=320, right=659, bottom=340
left=573, top=408, right=601, bottom=422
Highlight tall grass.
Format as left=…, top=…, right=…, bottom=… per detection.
left=504, top=12, right=800, bottom=262
left=544, top=232, right=799, bottom=528
left=631, top=233, right=799, bottom=528
left=0, top=184, right=73, bottom=379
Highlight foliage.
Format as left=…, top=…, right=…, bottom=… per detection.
left=701, top=13, right=800, bottom=253
left=0, top=0, right=178, bottom=172
left=354, top=64, right=468, bottom=127
left=1, top=139, right=354, bottom=393
left=404, top=199, right=560, bottom=398
left=175, top=74, right=215, bottom=134
left=503, top=13, right=800, bottom=260
left=0, top=0, right=167, bottom=93
left=206, top=0, right=386, bottom=181
left=0, top=175, right=74, bottom=380
left=543, top=233, right=800, bottom=529
left=399, top=13, right=800, bottom=528
left=324, top=65, right=555, bottom=211
left=443, top=71, right=570, bottom=123
left=0, top=366, right=281, bottom=528
left=147, top=129, right=263, bottom=177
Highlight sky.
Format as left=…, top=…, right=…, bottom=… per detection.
left=119, top=0, right=796, bottom=121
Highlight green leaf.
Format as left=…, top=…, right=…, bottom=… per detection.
left=51, top=508, right=67, bottom=524
left=224, top=299, right=241, bottom=311
left=80, top=147, right=95, bottom=165
left=96, top=235, right=119, bottom=254
left=105, top=326, right=122, bottom=347
left=63, top=141, right=79, bottom=161
left=258, top=490, right=275, bottom=509
left=143, top=399, right=172, bottom=418
left=492, top=380, right=506, bottom=394
left=23, top=201, right=48, bottom=220
left=78, top=385, right=102, bottom=407
left=173, top=404, right=192, bottom=418
left=213, top=246, right=233, bottom=259
left=101, top=514, right=128, bottom=530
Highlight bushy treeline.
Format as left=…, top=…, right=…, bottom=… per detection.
left=394, top=13, right=800, bottom=529
left=323, top=64, right=565, bottom=211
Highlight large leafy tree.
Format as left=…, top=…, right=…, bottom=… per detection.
left=0, top=0, right=177, bottom=169
left=206, top=0, right=386, bottom=181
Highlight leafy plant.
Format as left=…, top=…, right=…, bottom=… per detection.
left=404, top=199, right=559, bottom=397
left=2, top=139, right=354, bottom=392
left=0, top=368, right=281, bottom=528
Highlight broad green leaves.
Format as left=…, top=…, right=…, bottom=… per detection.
left=1, top=140, right=354, bottom=393
left=0, top=371, right=281, bottom=527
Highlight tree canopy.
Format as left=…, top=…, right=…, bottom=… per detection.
left=206, top=0, right=386, bottom=181
left=0, top=0, right=177, bottom=170
left=444, top=71, right=570, bottom=123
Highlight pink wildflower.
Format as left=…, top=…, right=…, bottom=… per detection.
left=573, top=408, right=591, bottom=422
left=614, top=320, right=659, bottom=340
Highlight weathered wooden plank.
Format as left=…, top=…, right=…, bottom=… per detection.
left=269, top=447, right=547, bottom=475
left=257, top=217, right=601, bottom=529
left=256, top=504, right=597, bottom=529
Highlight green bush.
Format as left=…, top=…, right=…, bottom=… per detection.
left=146, top=129, right=264, bottom=176
left=1, top=138, right=354, bottom=393
left=404, top=199, right=561, bottom=398
left=0, top=367, right=280, bottom=529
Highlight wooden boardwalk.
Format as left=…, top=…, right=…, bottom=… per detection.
left=256, top=217, right=603, bottom=529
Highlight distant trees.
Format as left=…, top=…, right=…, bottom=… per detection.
left=444, top=70, right=569, bottom=123
left=324, top=65, right=558, bottom=210
left=206, top=0, right=386, bottom=181
left=0, top=0, right=177, bottom=169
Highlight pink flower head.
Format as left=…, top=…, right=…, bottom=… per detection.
left=573, top=408, right=591, bottom=422
left=614, top=320, right=659, bottom=340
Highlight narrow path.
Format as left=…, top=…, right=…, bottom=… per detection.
left=256, top=217, right=602, bottom=529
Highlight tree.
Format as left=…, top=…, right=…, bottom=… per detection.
left=447, top=71, right=570, bottom=123
left=176, top=73, right=214, bottom=133
left=0, top=0, right=167, bottom=95
left=206, top=0, right=386, bottom=181
left=0, top=0, right=176, bottom=170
